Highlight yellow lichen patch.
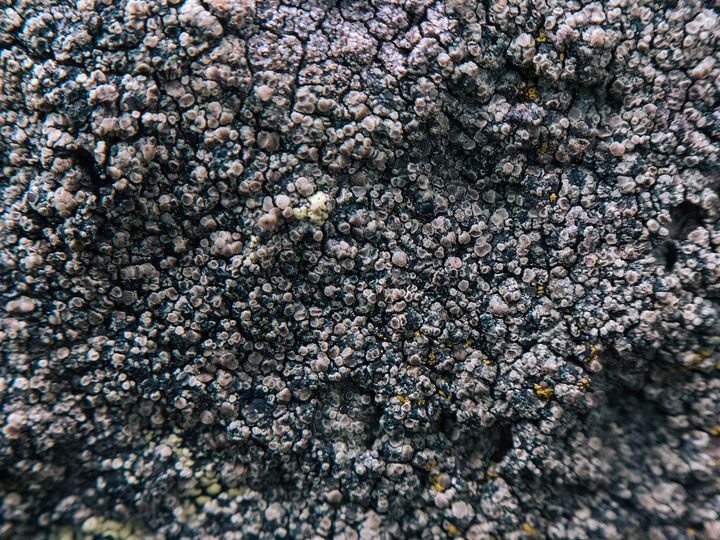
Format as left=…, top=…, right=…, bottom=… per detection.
left=538, top=141, right=549, bottom=154
left=438, top=390, right=449, bottom=399
left=708, top=424, right=720, bottom=437
left=427, top=351, right=437, bottom=365
left=535, top=284, right=545, bottom=298
left=464, top=338, right=474, bottom=347
left=483, top=358, right=493, bottom=365
left=699, top=349, right=712, bottom=358
left=576, top=378, right=590, bottom=387
left=430, top=474, right=445, bottom=492
left=395, top=395, right=427, bottom=407
left=536, top=29, right=547, bottom=43
left=533, top=384, right=554, bottom=400
left=486, top=462, right=499, bottom=478
left=549, top=193, right=558, bottom=202
left=414, top=329, right=421, bottom=337
left=527, top=86, right=539, bottom=101
left=522, top=522, right=540, bottom=535
left=447, top=523, right=459, bottom=537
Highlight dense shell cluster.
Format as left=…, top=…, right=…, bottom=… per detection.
left=1, top=0, right=720, bottom=538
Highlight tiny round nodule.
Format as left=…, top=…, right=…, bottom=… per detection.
left=391, top=250, right=408, bottom=267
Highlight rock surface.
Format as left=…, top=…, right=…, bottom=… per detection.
left=1, top=0, right=719, bottom=538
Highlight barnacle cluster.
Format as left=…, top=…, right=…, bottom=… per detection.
left=1, top=0, right=719, bottom=538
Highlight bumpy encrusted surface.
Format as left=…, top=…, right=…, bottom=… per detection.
left=1, top=0, right=719, bottom=538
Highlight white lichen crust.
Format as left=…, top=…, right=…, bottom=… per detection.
left=0, top=0, right=719, bottom=538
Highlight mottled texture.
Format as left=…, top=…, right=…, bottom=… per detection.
left=1, top=0, right=719, bottom=538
